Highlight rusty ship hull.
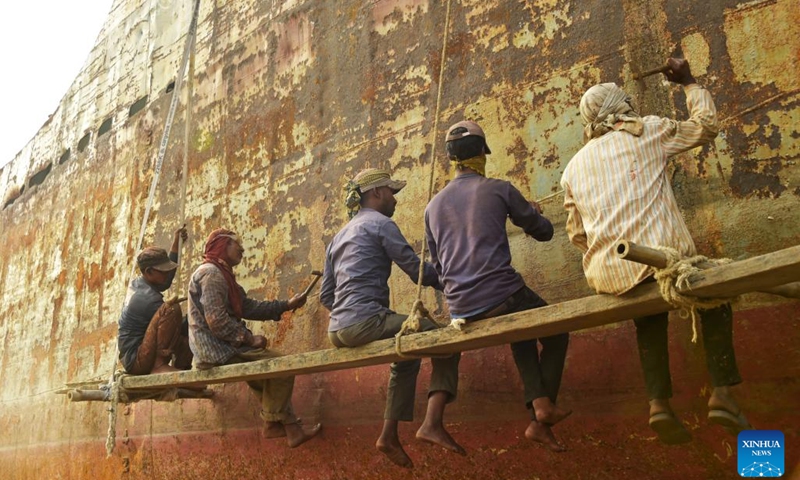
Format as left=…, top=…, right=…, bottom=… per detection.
left=1, top=0, right=798, bottom=479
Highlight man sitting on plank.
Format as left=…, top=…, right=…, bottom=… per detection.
left=425, top=121, right=571, bottom=452
left=188, top=228, right=321, bottom=447
left=560, top=57, right=750, bottom=444
left=320, top=168, right=462, bottom=468
left=118, top=226, right=193, bottom=375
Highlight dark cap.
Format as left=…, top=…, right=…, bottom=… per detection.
left=137, top=247, right=178, bottom=272
left=445, top=120, right=492, bottom=154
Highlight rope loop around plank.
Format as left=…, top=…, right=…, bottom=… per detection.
left=652, top=246, right=738, bottom=343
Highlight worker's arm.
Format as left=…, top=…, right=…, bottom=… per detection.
left=241, top=286, right=295, bottom=321
left=424, top=210, right=443, bottom=281
left=319, top=246, right=336, bottom=311
left=659, top=58, right=719, bottom=156
left=380, top=220, right=442, bottom=290
left=506, top=183, right=554, bottom=241
left=163, top=226, right=188, bottom=290
left=562, top=181, right=588, bottom=253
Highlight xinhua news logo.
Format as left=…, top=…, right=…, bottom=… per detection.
left=738, top=430, right=784, bottom=477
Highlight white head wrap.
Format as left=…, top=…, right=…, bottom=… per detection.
left=580, top=83, right=644, bottom=144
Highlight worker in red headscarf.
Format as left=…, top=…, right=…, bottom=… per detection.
left=188, top=228, right=321, bottom=447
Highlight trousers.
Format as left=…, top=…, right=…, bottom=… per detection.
left=466, top=286, right=569, bottom=418
left=329, top=312, right=460, bottom=422
left=633, top=303, right=742, bottom=399
left=128, top=300, right=193, bottom=375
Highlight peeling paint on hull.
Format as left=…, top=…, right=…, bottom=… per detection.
left=0, top=0, right=798, bottom=478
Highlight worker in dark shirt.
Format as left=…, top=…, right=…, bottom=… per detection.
left=425, top=121, right=571, bottom=452
left=118, top=227, right=192, bottom=374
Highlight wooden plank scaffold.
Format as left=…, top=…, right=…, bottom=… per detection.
left=94, top=241, right=798, bottom=393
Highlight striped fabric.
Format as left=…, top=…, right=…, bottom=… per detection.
left=560, top=84, right=719, bottom=295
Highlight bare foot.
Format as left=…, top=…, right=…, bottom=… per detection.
left=376, top=438, right=413, bottom=469
left=415, top=424, right=466, bottom=455
left=525, top=421, right=566, bottom=452
left=285, top=422, right=322, bottom=448
left=264, top=421, right=286, bottom=439
left=151, top=364, right=180, bottom=374
left=533, top=398, right=572, bottom=426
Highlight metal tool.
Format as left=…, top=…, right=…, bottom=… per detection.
left=301, top=270, right=323, bottom=297
left=632, top=64, right=670, bottom=80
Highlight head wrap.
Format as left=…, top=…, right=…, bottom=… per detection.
left=451, top=154, right=487, bottom=177
left=203, top=228, right=244, bottom=318
left=580, top=83, right=644, bottom=144
left=344, top=168, right=406, bottom=219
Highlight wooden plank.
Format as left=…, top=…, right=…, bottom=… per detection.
left=617, top=240, right=800, bottom=298
left=121, top=244, right=800, bottom=390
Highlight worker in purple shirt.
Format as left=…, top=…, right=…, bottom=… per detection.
left=320, top=168, right=462, bottom=469
left=425, top=121, right=571, bottom=452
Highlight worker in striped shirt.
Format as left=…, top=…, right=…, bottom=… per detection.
left=561, top=58, right=750, bottom=444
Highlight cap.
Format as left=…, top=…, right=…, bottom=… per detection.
left=137, top=247, right=178, bottom=272
left=352, top=168, right=406, bottom=193
left=445, top=120, right=492, bottom=154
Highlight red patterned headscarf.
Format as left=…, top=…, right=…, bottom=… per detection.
left=203, top=228, right=244, bottom=318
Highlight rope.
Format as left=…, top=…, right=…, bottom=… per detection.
left=395, top=0, right=453, bottom=358
left=105, top=0, right=201, bottom=457
left=652, top=246, right=738, bottom=343
left=176, top=15, right=197, bottom=286
left=104, top=370, right=124, bottom=456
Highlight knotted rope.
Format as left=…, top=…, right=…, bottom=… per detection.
left=394, top=0, right=453, bottom=358
left=652, top=246, right=738, bottom=343
left=104, top=369, right=125, bottom=455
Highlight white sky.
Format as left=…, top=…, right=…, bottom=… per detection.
left=0, top=0, right=113, bottom=167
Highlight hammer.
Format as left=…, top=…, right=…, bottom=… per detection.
left=632, top=64, right=670, bottom=80
left=301, top=270, right=323, bottom=297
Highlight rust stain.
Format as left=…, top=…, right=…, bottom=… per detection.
left=730, top=158, right=787, bottom=198
left=1, top=0, right=800, bottom=478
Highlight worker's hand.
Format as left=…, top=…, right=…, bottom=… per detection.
left=165, top=296, right=187, bottom=306
left=664, top=58, right=696, bottom=86
left=287, top=293, right=307, bottom=311
left=250, top=335, right=268, bottom=349
left=174, top=225, right=189, bottom=243
left=529, top=200, right=543, bottom=215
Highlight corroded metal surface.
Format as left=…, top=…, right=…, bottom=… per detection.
left=0, top=0, right=798, bottom=478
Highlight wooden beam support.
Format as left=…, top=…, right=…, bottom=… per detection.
left=616, top=240, right=800, bottom=299
left=121, top=244, right=800, bottom=391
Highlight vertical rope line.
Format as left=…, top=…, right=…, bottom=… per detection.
left=415, top=0, right=452, bottom=298
left=176, top=19, right=197, bottom=294
left=105, top=0, right=202, bottom=457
